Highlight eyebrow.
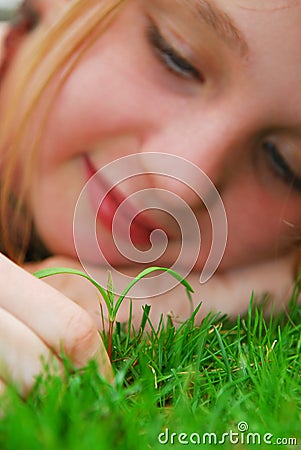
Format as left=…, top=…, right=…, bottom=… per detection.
left=192, top=0, right=249, bottom=57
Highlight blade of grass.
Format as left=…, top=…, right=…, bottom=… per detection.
left=34, top=267, right=110, bottom=307
left=213, top=326, right=233, bottom=383
left=113, top=267, right=194, bottom=318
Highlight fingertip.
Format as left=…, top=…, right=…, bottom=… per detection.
left=92, top=337, right=114, bottom=384
left=63, top=310, right=113, bottom=382
left=0, top=378, right=6, bottom=396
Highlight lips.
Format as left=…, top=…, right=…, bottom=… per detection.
left=83, top=155, right=155, bottom=245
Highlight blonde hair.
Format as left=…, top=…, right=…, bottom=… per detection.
left=0, top=0, right=126, bottom=262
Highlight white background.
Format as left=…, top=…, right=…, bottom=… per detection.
left=0, top=0, right=21, bottom=9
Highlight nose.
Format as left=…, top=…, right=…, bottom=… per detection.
left=140, top=102, right=255, bottom=208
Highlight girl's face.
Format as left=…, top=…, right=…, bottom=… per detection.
left=12, top=0, right=301, bottom=271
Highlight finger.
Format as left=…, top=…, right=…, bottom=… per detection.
left=0, top=305, right=62, bottom=397
left=0, top=377, right=6, bottom=396
left=0, top=254, right=113, bottom=381
left=24, top=256, right=105, bottom=330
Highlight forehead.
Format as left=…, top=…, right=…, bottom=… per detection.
left=233, top=0, right=301, bottom=10
left=161, top=0, right=301, bottom=122
left=212, top=0, right=301, bottom=38
left=166, top=1, right=301, bottom=59
left=207, top=0, right=301, bottom=122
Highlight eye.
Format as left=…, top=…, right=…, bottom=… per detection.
left=263, top=141, right=301, bottom=192
left=147, top=23, right=204, bottom=82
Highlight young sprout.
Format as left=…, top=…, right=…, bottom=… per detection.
left=34, top=266, right=194, bottom=361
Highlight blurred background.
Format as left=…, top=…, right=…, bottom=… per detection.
left=0, top=0, right=21, bottom=21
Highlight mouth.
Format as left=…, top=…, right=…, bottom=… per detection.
left=83, top=155, right=156, bottom=246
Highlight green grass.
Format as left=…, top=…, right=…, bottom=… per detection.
left=0, top=280, right=300, bottom=449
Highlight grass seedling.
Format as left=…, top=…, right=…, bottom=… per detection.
left=34, top=266, right=194, bottom=361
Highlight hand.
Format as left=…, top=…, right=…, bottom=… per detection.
left=0, top=253, right=112, bottom=397
left=24, top=255, right=109, bottom=330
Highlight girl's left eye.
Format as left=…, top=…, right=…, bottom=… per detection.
left=263, top=141, right=301, bottom=192
left=147, top=23, right=204, bottom=82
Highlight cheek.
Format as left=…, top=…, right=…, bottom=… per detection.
left=36, top=18, right=184, bottom=171
left=221, top=176, right=301, bottom=267
left=29, top=159, right=86, bottom=257
left=36, top=67, right=148, bottom=170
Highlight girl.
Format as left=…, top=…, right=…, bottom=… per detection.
left=0, top=0, right=300, bottom=396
